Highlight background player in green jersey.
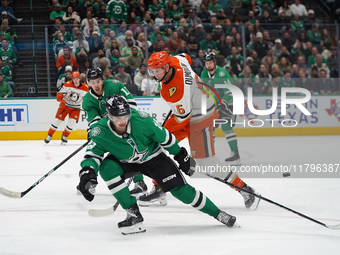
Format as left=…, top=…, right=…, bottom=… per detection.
left=78, top=94, right=238, bottom=234
left=81, top=67, right=147, bottom=197
left=201, top=52, right=241, bottom=165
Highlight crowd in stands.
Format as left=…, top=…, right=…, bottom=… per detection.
left=0, top=0, right=23, bottom=98
left=43, top=0, right=340, bottom=99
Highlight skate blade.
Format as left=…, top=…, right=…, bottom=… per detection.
left=225, top=159, right=241, bottom=166
left=232, top=222, right=241, bottom=228
left=120, top=223, right=146, bottom=235
left=138, top=197, right=167, bottom=207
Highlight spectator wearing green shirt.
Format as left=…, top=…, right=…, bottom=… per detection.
left=53, top=23, right=72, bottom=42
left=0, top=73, right=12, bottom=98
left=93, top=0, right=106, bottom=12
left=208, top=0, right=222, bottom=15
left=106, top=0, right=127, bottom=24
left=0, top=57, right=14, bottom=92
left=121, top=38, right=144, bottom=58
left=0, top=39, right=16, bottom=66
left=280, top=70, right=296, bottom=89
left=150, top=26, right=166, bottom=43
left=291, top=14, right=304, bottom=31
left=200, top=33, right=217, bottom=54
left=50, top=4, right=66, bottom=23
left=99, top=18, right=115, bottom=36
left=308, top=46, right=326, bottom=67
left=307, top=23, right=322, bottom=45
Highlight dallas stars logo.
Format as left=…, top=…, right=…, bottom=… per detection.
left=123, top=138, right=149, bottom=163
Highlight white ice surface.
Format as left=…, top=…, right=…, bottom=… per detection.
left=0, top=136, right=340, bottom=255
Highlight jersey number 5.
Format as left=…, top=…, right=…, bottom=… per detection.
left=176, top=104, right=185, bottom=114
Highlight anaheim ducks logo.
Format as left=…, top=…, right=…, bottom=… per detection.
left=169, top=87, right=177, bottom=97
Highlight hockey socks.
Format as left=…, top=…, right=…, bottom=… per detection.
left=105, top=176, right=137, bottom=209
left=170, top=184, right=220, bottom=217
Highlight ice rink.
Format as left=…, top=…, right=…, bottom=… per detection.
left=0, top=136, right=340, bottom=255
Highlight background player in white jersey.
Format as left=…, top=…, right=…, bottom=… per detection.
left=147, top=51, right=260, bottom=210
left=44, top=71, right=88, bottom=145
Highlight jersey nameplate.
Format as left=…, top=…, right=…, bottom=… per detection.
left=169, top=87, right=177, bottom=97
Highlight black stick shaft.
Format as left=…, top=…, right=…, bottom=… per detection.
left=205, top=173, right=330, bottom=229
left=20, top=141, right=89, bottom=197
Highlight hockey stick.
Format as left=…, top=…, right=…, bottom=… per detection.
left=88, top=177, right=134, bottom=217
left=0, top=141, right=89, bottom=199
left=88, top=110, right=173, bottom=217
left=205, top=172, right=340, bottom=230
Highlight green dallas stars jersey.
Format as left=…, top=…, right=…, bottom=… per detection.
left=201, top=66, right=234, bottom=104
left=106, top=0, right=127, bottom=22
left=81, top=109, right=181, bottom=171
left=82, top=79, right=136, bottom=128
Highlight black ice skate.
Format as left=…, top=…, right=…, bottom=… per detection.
left=130, top=180, right=147, bottom=197
left=118, top=203, right=146, bottom=235
left=215, top=210, right=239, bottom=228
left=44, top=135, right=52, bottom=144
left=138, top=184, right=167, bottom=206
left=61, top=134, right=68, bottom=145
left=239, top=184, right=261, bottom=211
left=225, top=150, right=241, bottom=166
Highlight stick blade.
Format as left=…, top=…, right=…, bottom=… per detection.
left=326, top=224, right=340, bottom=230
left=0, top=187, right=22, bottom=199
left=88, top=206, right=115, bottom=217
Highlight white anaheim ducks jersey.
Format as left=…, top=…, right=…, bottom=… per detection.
left=160, top=54, right=216, bottom=125
left=58, top=81, right=89, bottom=109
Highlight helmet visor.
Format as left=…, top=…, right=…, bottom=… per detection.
left=148, top=67, right=165, bottom=77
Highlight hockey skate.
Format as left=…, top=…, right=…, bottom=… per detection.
left=138, top=184, right=167, bottom=207
left=225, top=150, right=241, bottom=166
left=239, top=184, right=261, bottom=211
left=215, top=210, right=239, bottom=228
left=44, top=135, right=52, bottom=144
left=61, top=135, right=68, bottom=145
left=118, top=203, right=146, bottom=235
left=76, top=184, right=96, bottom=196
left=130, top=180, right=147, bottom=197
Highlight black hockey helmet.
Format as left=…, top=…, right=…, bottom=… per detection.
left=205, top=52, right=216, bottom=61
left=106, top=94, right=131, bottom=118
left=87, top=67, right=103, bottom=82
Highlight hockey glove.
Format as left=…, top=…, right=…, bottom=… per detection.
left=174, top=147, right=196, bottom=176
left=59, top=100, right=66, bottom=109
left=217, top=100, right=233, bottom=120
left=79, top=166, right=98, bottom=202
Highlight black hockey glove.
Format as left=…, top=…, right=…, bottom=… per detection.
left=174, top=147, right=196, bottom=176
left=79, top=166, right=98, bottom=202
left=217, top=100, right=233, bottom=120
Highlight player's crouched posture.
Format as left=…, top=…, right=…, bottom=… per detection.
left=78, top=95, right=238, bottom=235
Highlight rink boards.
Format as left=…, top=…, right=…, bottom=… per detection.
left=0, top=95, right=339, bottom=140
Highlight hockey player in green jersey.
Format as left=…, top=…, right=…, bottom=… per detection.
left=78, top=94, right=238, bottom=234
left=80, top=67, right=147, bottom=197
left=201, top=52, right=241, bottom=165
